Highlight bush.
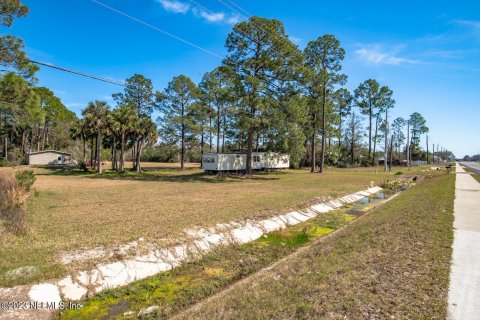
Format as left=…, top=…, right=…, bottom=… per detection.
left=336, top=161, right=348, bottom=168
left=15, top=170, right=36, bottom=193
left=0, top=169, right=35, bottom=235
left=360, top=158, right=371, bottom=167
left=77, top=160, right=88, bottom=172
left=394, top=171, right=403, bottom=176
left=380, top=179, right=408, bottom=191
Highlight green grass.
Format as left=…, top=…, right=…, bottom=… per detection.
left=172, top=172, right=455, bottom=319
left=59, top=209, right=363, bottom=320
left=462, top=166, right=480, bottom=183
left=1, top=163, right=421, bottom=287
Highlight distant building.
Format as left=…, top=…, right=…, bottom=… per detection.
left=202, top=152, right=290, bottom=172
left=27, top=150, right=72, bottom=165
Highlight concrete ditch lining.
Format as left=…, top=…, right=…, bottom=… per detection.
left=0, top=186, right=382, bottom=313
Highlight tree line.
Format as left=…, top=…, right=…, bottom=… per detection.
left=1, top=2, right=448, bottom=173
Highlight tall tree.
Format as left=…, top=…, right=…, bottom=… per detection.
left=111, top=104, right=137, bottom=173
left=391, top=117, right=406, bottom=160
left=408, top=112, right=428, bottom=147
left=70, top=118, right=89, bottom=162
left=304, top=35, right=346, bottom=173
left=113, top=74, right=156, bottom=117
left=0, top=72, right=41, bottom=161
left=0, top=0, right=28, bottom=26
left=133, top=116, right=158, bottom=172
left=190, top=101, right=213, bottom=164
left=82, top=101, right=109, bottom=174
left=0, top=1, right=37, bottom=79
left=332, top=88, right=352, bottom=152
left=113, top=74, right=159, bottom=171
left=408, top=112, right=428, bottom=161
left=263, top=92, right=308, bottom=168
left=158, top=75, right=200, bottom=170
left=199, top=67, right=235, bottom=153
left=34, top=87, right=76, bottom=151
left=224, top=16, right=303, bottom=174
left=354, top=79, right=392, bottom=166
left=345, top=110, right=364, bottom=165
left=381, top=90, right=395, bottom=171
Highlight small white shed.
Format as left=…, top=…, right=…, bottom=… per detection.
left=27, top=150, right=72, bottom=165
left=202, top=152, right=290, bottom=172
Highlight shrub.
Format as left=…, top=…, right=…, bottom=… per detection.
left=394, top=171, right=403, bottom=176
left=0, top=169, right=35, bottom=235
left=336, top=161, right=348, bottom=168
left=77, top=160, right=88, bottom=172
left=15, top=170, right=36, bottom=193
left=360, top=158, right=371, bottom=167
left=380, top=179, right=408, bottom=191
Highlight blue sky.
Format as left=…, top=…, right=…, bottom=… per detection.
left=8, top=0, right=480, bottom=156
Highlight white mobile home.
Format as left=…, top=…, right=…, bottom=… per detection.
left=202, top=152, right=290, bottom=172
left=27, top=150, right=72, bottom=165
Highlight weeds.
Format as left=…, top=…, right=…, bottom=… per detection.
left=0, top=169, right=35, bottom=235
left=380, top=179, right=408, bottom=191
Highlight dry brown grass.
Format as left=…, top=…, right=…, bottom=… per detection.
left=0, top=163, right=425, bottom=286
left=0, top=170, right=28, bottom=235
left=174, top=172, right=454, bottom=319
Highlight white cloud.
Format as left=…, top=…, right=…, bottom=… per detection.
left=454, top=19, right=480, bottom=30
left=226, top=15, right=241, bottom=25
left=454, top=19, right=480, bottom=40
left=192, top=7, right=225, bottom=22
left=355, top=45, right=419, bottom=66
left=157, top=0, right=190, bottom=14
left=156, top=0, right=241, bottom=25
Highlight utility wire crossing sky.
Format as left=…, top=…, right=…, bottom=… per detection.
left=11, top=0, right=480, bottom=156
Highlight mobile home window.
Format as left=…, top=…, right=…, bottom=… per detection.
left=253, top=155, right=261, bottom=163
left=203, top=157, right=214, bottom=163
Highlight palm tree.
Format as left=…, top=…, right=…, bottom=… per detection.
left=82, top=101, right=110, bottom=174
left=111, top=104, right=137, bottom=173
left=134, top=116, right=158, bottom=172
left=70, top=118, right=88, bottom=162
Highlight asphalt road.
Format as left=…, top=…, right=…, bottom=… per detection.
left=461, top=162, right=480, bottom=174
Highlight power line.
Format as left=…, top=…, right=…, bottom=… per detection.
left=217, top=0, right=248, bottom=19
left=30, top=60, right=126, bottom=86
left=91, top=0, right=222, bottom=59
left=213, top=0, right=311, bottom=75
left=224, top=0, right=252, bottom=16
left=190, top=0, right=309, bottom=82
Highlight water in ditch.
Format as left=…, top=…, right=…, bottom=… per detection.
left=348, top=190, right=398, bottom=214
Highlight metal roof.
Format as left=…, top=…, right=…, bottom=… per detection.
left=27, top=150, right=72, bottom=156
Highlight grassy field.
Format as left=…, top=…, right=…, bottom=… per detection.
left=0, top=163, right=424, bottom=286
left=58, top=169, right=453, bottom=319
left=173, top=171, right=455, bottom=319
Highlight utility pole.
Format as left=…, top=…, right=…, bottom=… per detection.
left=350, top=112, right=356, bottom=165
left=437, top=144, right=440, bottom=163
left=389, top=134, right=394, bottom=173
left=426, top=135, right=429, bottom=164
left=406, top=121, right=411, bottom=170
left=433, top=143, right=435, bottom=164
